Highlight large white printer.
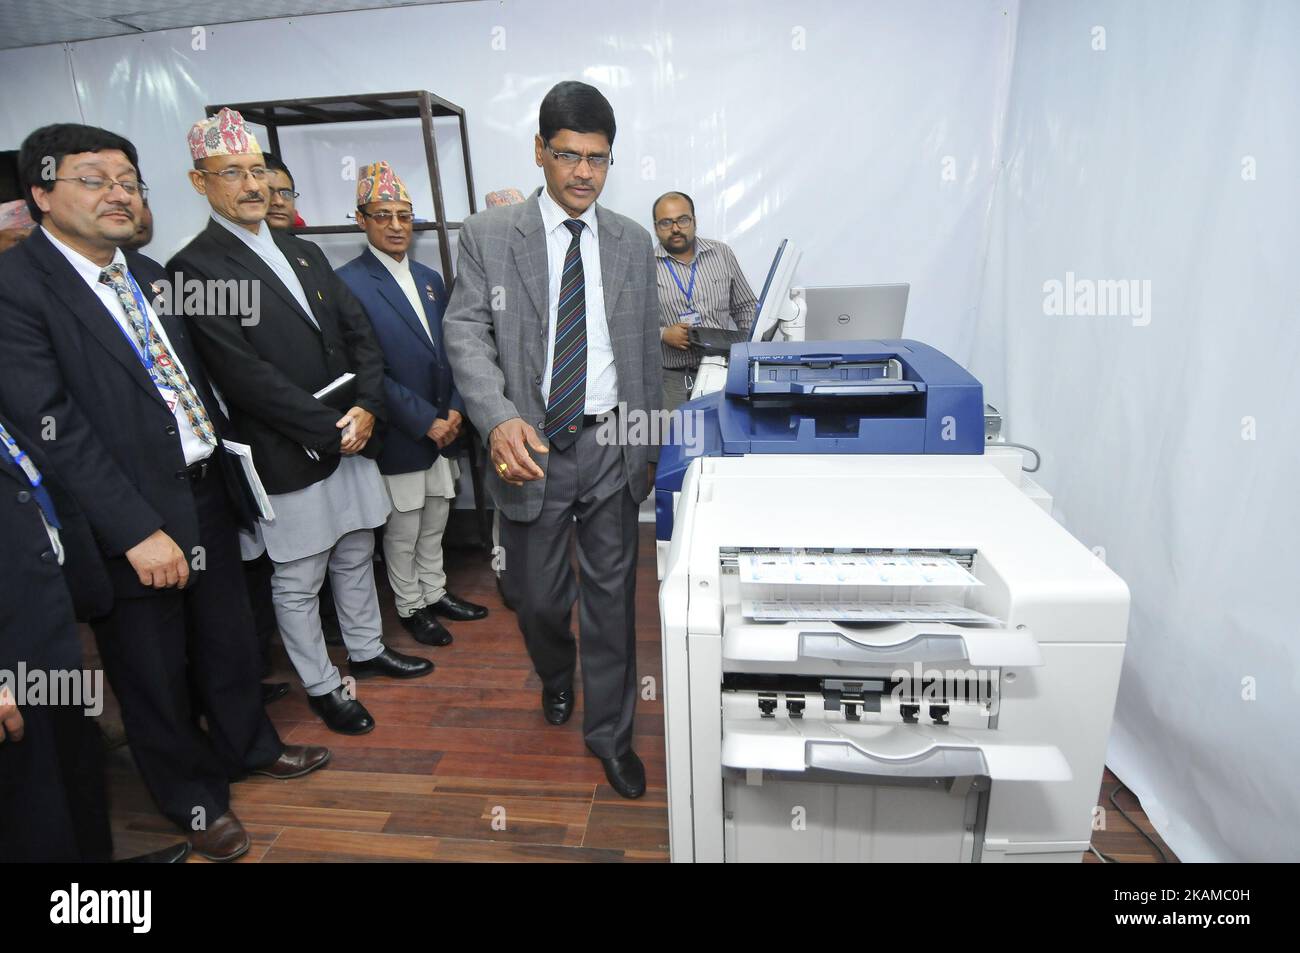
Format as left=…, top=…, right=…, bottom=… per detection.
left=654, top=339, right=1129, bottom=863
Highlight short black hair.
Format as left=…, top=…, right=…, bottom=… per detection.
left=539, top=81, right=616, bottom=147
left=653, top=191, right=695, bottom=221
left=262, top=151, right=294, bottom=188
left=18, top=123, right=140, bottom=223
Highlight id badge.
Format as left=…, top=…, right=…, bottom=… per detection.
left=681, top=308, right=701, bottom=327
left=157, top=386, right=180, bottom=414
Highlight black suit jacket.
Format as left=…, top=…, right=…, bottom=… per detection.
left=0, top=412, right=112, bottom=669
left=166, top=219, right=387, bottom=496
left=0, top=229, right=239, bottom=599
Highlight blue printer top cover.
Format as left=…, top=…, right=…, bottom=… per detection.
left=717, top=338, right=984, bottom=456
left=653, top=339, right=984, bottom=540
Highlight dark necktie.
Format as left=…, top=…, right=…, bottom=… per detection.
left=543, top=219, right=587, bottom=450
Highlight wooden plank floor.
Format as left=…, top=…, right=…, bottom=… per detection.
left=97, top=524, right=1175, bottom=863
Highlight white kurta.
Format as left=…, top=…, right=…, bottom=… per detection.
left=205, top=215, right=392, bottom=563
left=262, top=454, right=391, bottom=563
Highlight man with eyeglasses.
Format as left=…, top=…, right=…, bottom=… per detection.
left=0, top=122, right=331, bottom=862
left=169, top=108, right=433, bottom=740
left=444, top=81, right=661, bottom=799
left=652, top=191, right=758, bottom=411
left=262, top=152, right=302, bottom=231
left=338, top=162, right=485, bottom=648
left=247, top=151, right=345, bottom=668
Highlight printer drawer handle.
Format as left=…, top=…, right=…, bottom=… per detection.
left=797, top=630, right=1028, bottom=665
left=723, top=622, right=1043, bottom=667
left=805, top=740, right=988, bottom=779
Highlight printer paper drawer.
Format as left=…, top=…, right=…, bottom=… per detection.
left=720, top=701, right=1070, bottom=783
left=722, top=618, right=1042, bottom=670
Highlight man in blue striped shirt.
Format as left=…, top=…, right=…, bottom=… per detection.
left=653, top=191, right=758, bottom=410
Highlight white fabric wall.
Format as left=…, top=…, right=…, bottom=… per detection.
left=3, top=0, right=1292, bottom=861
left=0, top=0, right=1016, bottom=359
left=970, top=0, right=1300, bottom=861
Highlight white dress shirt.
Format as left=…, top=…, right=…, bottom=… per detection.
left=211, top=213, right=317, bottom=325
left=537, top=188, right=618, bottom=413
left=43, top=227, right=213, bottom=466
left=368, top=243, right=432, bottom=341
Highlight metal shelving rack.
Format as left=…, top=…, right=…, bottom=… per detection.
left=206, top=90, right=477, bottom=278
left=206, top=91, right=492, bottom=550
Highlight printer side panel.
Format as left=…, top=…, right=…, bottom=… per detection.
left=661, top=461, right=702, bottom=862
left=984, top=584, right=1129, bottom=858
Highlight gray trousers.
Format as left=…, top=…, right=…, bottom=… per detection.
left=270, top=528, right=386, bottom=697
left=498, top=423, right=640, bottom=759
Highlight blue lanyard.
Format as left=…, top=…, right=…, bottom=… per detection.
left=0, top=420, right=42, bottom=488
left=117, top=269, right=154, bottom=372
left=663, top=256, right=698, bottom=304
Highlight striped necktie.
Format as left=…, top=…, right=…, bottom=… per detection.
left=99, top=263, right=218, bottom=447
left=543, top=219, right=587, bottom=450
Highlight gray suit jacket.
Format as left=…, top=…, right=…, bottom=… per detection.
left=443, top=193, right=661, bottom=522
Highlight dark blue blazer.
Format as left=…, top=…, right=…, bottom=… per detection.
left=336, top=247, right=464, bottom=476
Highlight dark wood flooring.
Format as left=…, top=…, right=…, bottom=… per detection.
left=96, top=524, right=1175, bottom=863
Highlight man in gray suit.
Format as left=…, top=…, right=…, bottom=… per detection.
left=443, top=81, right=659, bottom=798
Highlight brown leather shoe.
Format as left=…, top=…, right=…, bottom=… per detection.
left=189, top=811, right=251, bottom=862
left=251, top=744, right=332, bottom=780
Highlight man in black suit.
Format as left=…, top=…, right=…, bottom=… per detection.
left=0, top=408, right=114, bottom=863
left=169, top=109, right=432, bottom=737
left=0, top=410, right=189, bottom=863
left=247, top=151, right=345, bottom=665
left=0, top=123, right=331, bottom=862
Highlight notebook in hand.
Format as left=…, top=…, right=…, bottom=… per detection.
left=313, top=372, right=357, bottom=412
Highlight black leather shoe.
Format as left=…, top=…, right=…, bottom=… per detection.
left=118, top=842, right=192, bottom=864
left=349, top=647, right=434, bottom=680
left=400, top=607, right=453, bottom=646
left=307, top=687, right=375, bottom=735
left=599, top=749, right=646, bottom=799
left=542, top=686, right=574, bottom=726
left=252, top=744, right=332, bottom=779
left=430, top=592, right=488, bottom=622
left=261, top=681, right=290, bottom=704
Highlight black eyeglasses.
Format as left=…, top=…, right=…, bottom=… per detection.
left=654, top=214, right=694, bottom=230
left=546, top=145, right=612, bottom=171
left=359, top=209, right=415, bottom=224
left=271, top=188, right=300, bottom=200
left=199, top=167, right=268, bottom=183
left=54, top=175, right=148, bottom=199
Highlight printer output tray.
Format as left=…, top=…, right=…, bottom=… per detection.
left=720, top=711, right=1071, bottom=783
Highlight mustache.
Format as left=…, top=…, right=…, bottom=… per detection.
left=239, top=192, right=265, bottom=202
